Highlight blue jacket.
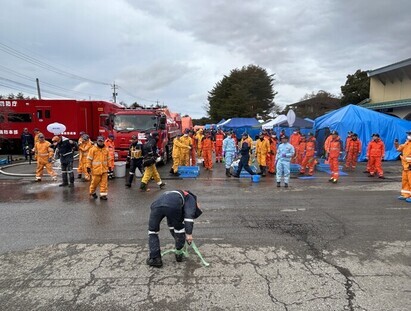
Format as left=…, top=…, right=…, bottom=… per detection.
left=223, top=137, right=236, bottom=153
left=276, top=142, right=295, bottom=161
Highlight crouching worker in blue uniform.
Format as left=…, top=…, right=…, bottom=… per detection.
left=147, top=190, right=203, bottom=268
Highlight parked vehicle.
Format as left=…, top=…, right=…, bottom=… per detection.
left=101, top=107, right=182, bottom=163
left=0, top=99, right=124, bottom=153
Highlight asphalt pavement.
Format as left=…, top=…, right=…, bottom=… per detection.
left=0, top=159, right=410, bottom=310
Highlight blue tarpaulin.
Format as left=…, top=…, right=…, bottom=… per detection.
left=219, top=118, right=261, bottom=139
left=314, top=104, right=411, bottom=161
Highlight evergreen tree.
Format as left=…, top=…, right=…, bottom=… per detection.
left=340, top=69, right=370, bottom=105
left=207, top=65, right=278, bottom=122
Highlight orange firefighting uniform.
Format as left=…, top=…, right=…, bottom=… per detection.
left=290, top=132, right=301, bottom=163
left=215, top=131, right=224, bottom=162
left=202, top=136, right=214, bottom=169
left=396, top=141, right=411, bottom=198
left=300, top=137, right=316, bottom=175
left=256, top=137, right=270, bottom=167
left=190, top=134, right=197, bottom=166
left=367, top=139, right=385, bottom=177
left=195, top=130, right=204, bottom=157
left=323, top=135, right=333, bottom=164
left=267, top=137, right=278, bottom=174
left=77, top=135, right=84, bottom=175
left=345, top=138, right=362, bottom=169
left=179, top=135, right=192, bottom=166
left=87, top=145, right=110, bottom=196
left=327, top=136, right=342, bottom=181
left=104, top=138, right=115, bottom=171
left=172, top=136, right=190, bottom=173
left=34, top=140, right=57, bottom=180
left=78, top=139, right=93, bottom=181
left=296, top=138, right=306, bottom=165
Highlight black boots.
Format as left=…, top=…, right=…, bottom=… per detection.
left=125, top=174, right=133, bottom=188
left=225, top=168, right=231, bottom=177
left=146, top=257, right=163, bottom=268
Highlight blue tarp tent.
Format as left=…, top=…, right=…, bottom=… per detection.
left=314, top=104, right=411, bottom=161
left=220, top=118, right=261, bottom=139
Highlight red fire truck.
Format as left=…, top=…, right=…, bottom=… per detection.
left=0, top=99, right=124, bottom=153
left=100, top=107, right=182, bottom=163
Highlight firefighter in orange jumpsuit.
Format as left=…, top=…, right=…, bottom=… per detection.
left=32, top=128, right=43, bottom=160
left=296, top=136, right=306, bottom=165
left=76, top=131, right=86, bottom=178
left=171, top=135, right=190, bottom=176
left=323, top=133, right=333, bottom=164
left=87, top=136, right=110, bottom=200
left=395, top=131, right=411, bottom=202
left=267, top=133, right=278, bottom=174
left=300, top=133, right=317, bottom=176
left=179, top=129, right=192, bottom=166
left=104, top=134, right=115, bottom=179
left=201, top=131, right=214, bottom=170
left=290, top=128, right=301, bottom=163
left=78, top=134, right=93, bottom=181
left=326, top=131, right=343, bottom=183
left=195, top=129, right=204, bottom=158
left=189, top=130, right=197, bottom=166
left=256, top=132, right=270, bottom=176
left=345, top=133, right=362, bottom=170
left=34, top=134, right=57, bottom=182
left=345, top=131, right=353, bottom=149
left=215, top=129, right=224, bottom=163
left=366, top=133, right=385, bottom=178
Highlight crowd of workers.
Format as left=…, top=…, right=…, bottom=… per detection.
left=17, top=126, right=411, bottom=268
left=19, top=125, right=411, bottom=202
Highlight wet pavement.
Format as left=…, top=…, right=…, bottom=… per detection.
left=0, top=159, right=410, bottom=310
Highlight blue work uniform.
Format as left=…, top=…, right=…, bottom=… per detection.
left=276, top=142, right=295, bottom=183
left=223, top=136, right=236, bottom=169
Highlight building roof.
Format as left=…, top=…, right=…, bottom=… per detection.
left=360, top=98, right=411, bottom=110
left=367, top=58, right=411, bottom=85
left=287, top=96, right=340, bottom=107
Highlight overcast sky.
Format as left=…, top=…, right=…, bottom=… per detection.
left=1, top=0, right=410, bottom=118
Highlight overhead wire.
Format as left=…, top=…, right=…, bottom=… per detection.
left=117, top=85, right=158, bottom=103
left=0, top=42, right=110, bottom=86
left=0, top=42, right=165, bottom=104
left=0, top=64, right=106, bottom=99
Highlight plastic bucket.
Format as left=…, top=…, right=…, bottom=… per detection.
left=251, top=175, right=261, bottom=183
left=114, top=161, right=126, bottom=178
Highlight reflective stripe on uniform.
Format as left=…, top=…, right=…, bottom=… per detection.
left=174, top=228, right=185, bottom=233
left=184, top=218, right=194, bottom=222
left=168, top=227, right=174, bottom=230
left=63, top=151, right=73, bottom=156
left=165, top=190, right=185, bottom=205
left=148, top=231, right=159, bottom=235
left=401, top=189, right=411, bottom=194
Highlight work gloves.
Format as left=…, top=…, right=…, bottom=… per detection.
left=87, top=167, right=92, bottom=174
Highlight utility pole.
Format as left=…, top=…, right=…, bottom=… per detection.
left=111, top=82, right=118, bottom=103
left=36, top=78, right=41, bottom=99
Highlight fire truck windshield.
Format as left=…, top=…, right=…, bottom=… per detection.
left=113, top=115, right=157, bottom=132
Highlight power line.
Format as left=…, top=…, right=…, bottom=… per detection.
left=0, top=42, right=111, bottom=86
left=117, top=85, right=158, bottom=103
left=0, top=77, right=74, bottom=98
left=0, top=64, right=107, bottom=98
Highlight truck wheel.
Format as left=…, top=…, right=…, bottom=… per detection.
left=160, top=148, right=168, bottom=165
